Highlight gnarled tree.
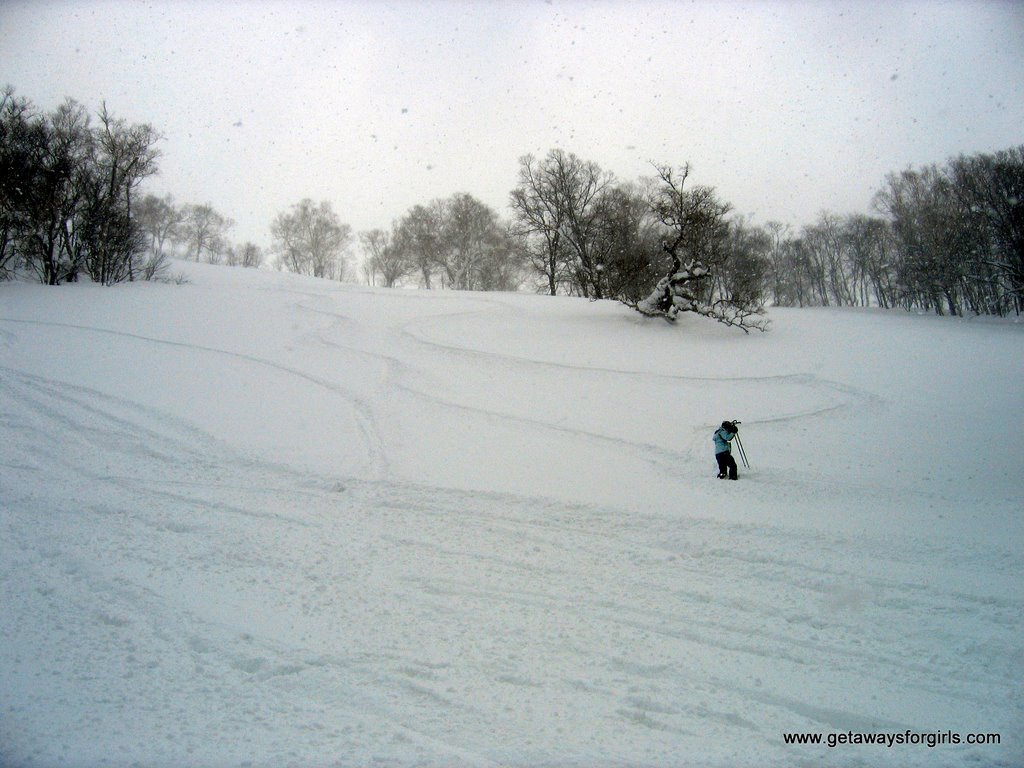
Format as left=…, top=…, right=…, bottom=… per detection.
left=631, top=164, right=768, bottom=332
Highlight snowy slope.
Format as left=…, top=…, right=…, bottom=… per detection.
left=1, top=261, right=1021, bottom=767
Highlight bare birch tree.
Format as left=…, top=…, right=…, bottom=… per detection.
left=272, top=199, right=352, bottom=280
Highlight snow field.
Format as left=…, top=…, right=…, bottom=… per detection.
left=1, top=261, right=1022, bottom=767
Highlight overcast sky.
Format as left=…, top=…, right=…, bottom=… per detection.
left=3, top=0, right=1023, bottom=249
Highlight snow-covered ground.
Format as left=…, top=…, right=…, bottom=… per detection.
left=1, top=261, right=1021, bottom=767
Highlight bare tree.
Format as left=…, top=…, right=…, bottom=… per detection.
left=0, top=86, right=41, bottom=279
left=843, top=214, right=897, bottom=308
left=875, top=165, right=980, bottom=315
left=238, top=241, right=263, bottom=269
left=590, top=182, right=660, bottom=304
left=360, top=228, right=407, bottom=288
left=222, top=242, right=263, bottom=268
left=550, top=150, right=614, bottom=298
left=478, top=223, right=530, bottom=292
left=948, top=147, right=1024, bottom=313
left=510, top=150, right=613, bottom=298
left=78, top=103, right=160, bottom=284
left=764, top=221, right=792, bottom=305
left=437, top=193, right=502, bottom=290
left=717, top=217, right=771, bottom=310
left=136, top=193, right=185, bottom=279
left=799, top=213, right=849, bottom=306
left=510, top=153, right=567, bottom=295
left=18, top=98, right=93, bottom=284
left=272, top=198, right=352, bottom=280
left=391, top=202, right=444, bottom=289
left=180, top=203, right=233, bottom=264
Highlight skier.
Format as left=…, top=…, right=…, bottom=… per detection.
left=713, top=421, right=739, bottom=480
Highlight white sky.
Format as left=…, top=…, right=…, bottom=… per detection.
left=3, top=0, right=1023, bottom=249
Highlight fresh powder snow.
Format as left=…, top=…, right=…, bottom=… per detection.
left=1, top=260, right=1021, bottom=767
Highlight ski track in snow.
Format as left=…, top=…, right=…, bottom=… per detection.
left=0, top=316, right=390, bottom=480
left=1, top=267, right=1022, bottom=767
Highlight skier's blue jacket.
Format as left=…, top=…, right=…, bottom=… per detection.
left=713, top=427, right=736, bottom=454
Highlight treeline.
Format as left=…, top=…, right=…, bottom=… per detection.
left=363, top=149, right=767, bottom=317
left=358, top=153, right=767, bottom=331
left=500, top=147, right=1024, bottom=318
left=767, top=147, right=1024, bottom=316
left=374, top=144, right=1023, bottom=320
left=0, top=87, right=258, bottom=284
left=4, top=87, right=1020, bottom=318
left=137, top=193, right=263, bottom=272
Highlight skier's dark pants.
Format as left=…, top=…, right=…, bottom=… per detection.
left=716, top=451, right=738, bottom=479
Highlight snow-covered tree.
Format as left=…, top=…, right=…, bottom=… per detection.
left=630, top=164, right=768, bottom=332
